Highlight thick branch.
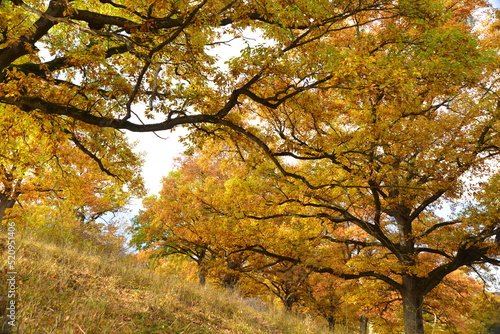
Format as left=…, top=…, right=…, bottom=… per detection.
left=0, top=0, right=66, bottom=76
left=321, top=235, right=383, bottom=248
left=245, top=212, right=350, bottom=223
left=422, top=243, right=494, bottom=295
left=1, top=96, right=225, bottom=131
left=241, top=244, right=403, bottom=291
left=311, top=266, right=403, bottom=292
left=64, top=129, right=119, bottom=179
left=409, top=189, right=446, bottom=222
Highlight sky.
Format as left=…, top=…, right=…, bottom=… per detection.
left=126, top=128, right=187, bottom=197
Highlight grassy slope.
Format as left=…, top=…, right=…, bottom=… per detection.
left=9, top=235, right=332, bottom=334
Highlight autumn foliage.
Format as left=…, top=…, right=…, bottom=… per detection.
left=132, top=143, right=500, bottom=332
left=0, top=103, right=145, bottom=231
left=1, top=0, right=500, bottom=333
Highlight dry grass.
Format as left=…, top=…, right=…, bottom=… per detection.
left=6, top=234, right=333, bottom=334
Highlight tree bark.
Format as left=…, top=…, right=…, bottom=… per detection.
left=198, top=269, right=206, bottom=286
left=325, top=315, right=335, bottom=332
left=359, top=316, right=369, bottom=334
left=0, top=194, right=16, bottom=223
left=402, top=275, right=425, bottom=334
left=282, top=293, right=297, bottom=312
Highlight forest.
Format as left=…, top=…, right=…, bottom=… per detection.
left=1, top=0, right=500, bottom=333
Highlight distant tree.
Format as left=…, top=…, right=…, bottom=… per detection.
left=0, top=104, right=145, bottom=227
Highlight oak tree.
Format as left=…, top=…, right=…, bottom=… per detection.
left=179, top=2, right=500, bottom=333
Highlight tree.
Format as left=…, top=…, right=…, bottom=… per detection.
left=131, top=156, right=237, bottom=286
left=0, top=105, right=144, bottom=334
left=183, top=5, right=500, bottom=331
left=180, top=2, right=500, bottom=332
left=0, top=103, right=145, bottom=226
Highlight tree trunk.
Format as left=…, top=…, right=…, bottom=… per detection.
left=325, top=315, right=335, bottom=332
left=359, top=316, right=369, bottom=334
left=402, top=275, right=425, bottom=334
left=195, top=250, right=207, bottom=286
left=283, top=296, right=294, bottom=311
left=221, top=272, right=239, bottom=289
left=0, top=194, right=16, bottom=223
left=198, top=269, right=206, bottom=286
left=222, top=259, right=241, bottom=289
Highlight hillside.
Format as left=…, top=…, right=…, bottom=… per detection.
left=1, top=233, right=332, bottom=334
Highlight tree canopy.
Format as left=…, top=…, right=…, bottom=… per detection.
left=1, top=0, right=439, bottom=131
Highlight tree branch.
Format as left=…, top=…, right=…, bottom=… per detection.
left=63, top=129, right=119, bottom=179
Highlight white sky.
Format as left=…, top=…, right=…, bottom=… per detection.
left=126, top=128, right=187, bottom=196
